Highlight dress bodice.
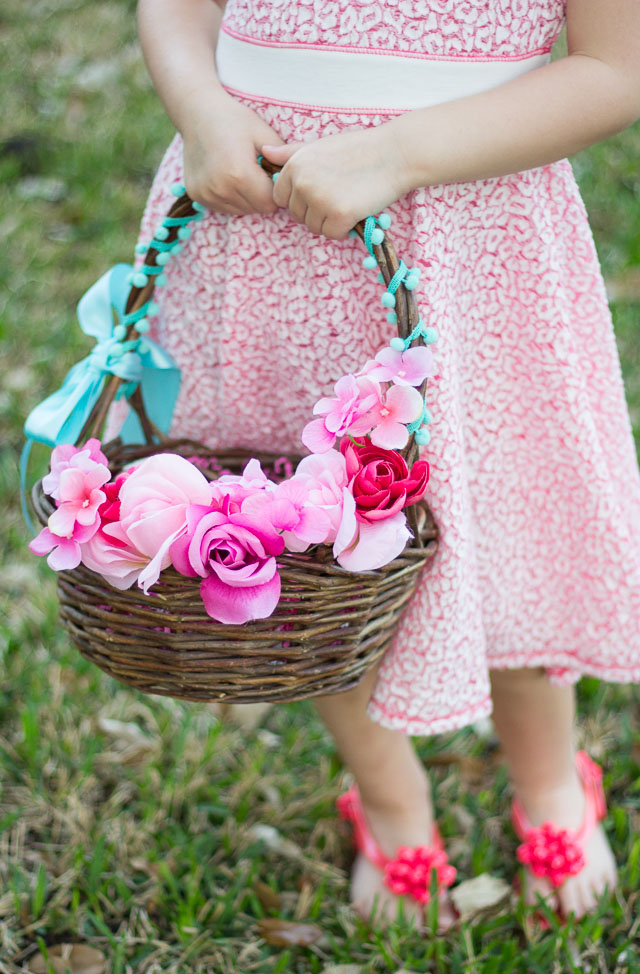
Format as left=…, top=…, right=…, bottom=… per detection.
left=222, top=0, right=566, bottom=58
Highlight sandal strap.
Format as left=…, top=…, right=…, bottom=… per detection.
left=336, top=784, right=446, bottom=868
left=511, top=750, right=607, bottom=846
left=336, top=784, right=457, bottom=904
left=336, top=785, right=390, bottom=870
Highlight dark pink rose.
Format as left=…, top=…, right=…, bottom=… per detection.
left=169, top=498, right=285, bottom=624
left=340, top=439, right=430, bottom=524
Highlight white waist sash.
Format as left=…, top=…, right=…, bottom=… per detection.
left=216, top=26, right=550, bottom=113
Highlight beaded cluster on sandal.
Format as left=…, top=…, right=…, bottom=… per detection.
left=336, top=785, right=456, bottom=905
left=512, top=751, right=606, bottom=889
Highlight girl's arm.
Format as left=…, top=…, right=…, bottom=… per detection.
left=264, top=0, right=640, bottom=238
left=392, top=0, right=640, bottom=190
left=137, top=0, right=285, bottom=214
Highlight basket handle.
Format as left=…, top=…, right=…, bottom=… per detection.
left=77, top=158, right=428, bottom=472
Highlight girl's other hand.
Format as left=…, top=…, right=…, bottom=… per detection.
left=181, top=91, right=286, bottom=216
left=261, top=127, right=412, bottom=240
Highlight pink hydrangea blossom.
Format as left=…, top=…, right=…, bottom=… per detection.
left=117, top=453, right=212, bottom=592
left=217, top=458, right=276, bottom=493
left=29, top=526, right=93, bottom=571
left=169, top=499, right=285, bottom=624
left=302, top=375, right=380, bottom=453
left=363, top=345, right=434, bottom=387
left=243, top=478, right=332, bottom=552
left=213, top=458, right=278, bottom=507
left=368, top=385, right=424, bottom=450
left=42, top=438, right=109, bottom=501
left=46, top=462, right=111, bottom=540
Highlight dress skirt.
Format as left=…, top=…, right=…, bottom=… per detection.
left=120, top=1, right=640, bottom=735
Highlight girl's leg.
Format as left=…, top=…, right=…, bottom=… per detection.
left=312, top=661, right=454, bottom=927
left=489, top=667, right=617, bottom=918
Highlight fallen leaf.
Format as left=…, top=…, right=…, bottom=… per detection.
left=321, top=966, right=363, bottom=974
left=257, top=917, right=324, bottom=947
left=28, top=944, right=106, bottom=974
left=210, top=702, right=272, bottom=730
left=248, top=824, right=304, bottom=859
left=97, top=717, right=153, bottom=746
left=450, top=873, right=511, bottom=920
left=253, top=880, right=282, bottom=911
left=95, top=717, right=157, bottom=766
left=17, top=176, right=66, bottom=202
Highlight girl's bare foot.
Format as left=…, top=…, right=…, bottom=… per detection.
left=348, top=789, right=457, bottom=931
left=514, top=770, right=617, bottom=919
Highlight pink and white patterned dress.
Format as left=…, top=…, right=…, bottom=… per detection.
left=135, top=0, right=640, bottom=735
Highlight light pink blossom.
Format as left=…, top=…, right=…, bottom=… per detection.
left=42, top=438, right=109, bottom=501
left=117, top=453, right=212, bottom=592
left=368, top=385, right=424, bottom=450
left=364, top=346, right=434, bottom=387
left=29, top=526, right=94, bottom=571
left=217, top=457, right=276, bottom=493
left=302, top=375, right=380, bottom=453
left=243, top=477, right=332, bottom=552
left=47, top=462, right=111, bottom=540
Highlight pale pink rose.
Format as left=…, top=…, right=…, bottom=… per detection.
left=80, top=470, right=147, bottom=589
left=302, top=375, right=380, bottom=453
left=368, top=385, right=424, bottom=450
left=292, top=450, right=350, bottom=543
left=42, top=438, right=109, bottom=501
left=118, top=453, right=212, bottom=592
left=334, top=510, right=411, bottom=572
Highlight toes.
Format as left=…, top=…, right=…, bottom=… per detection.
left=579, top=883, right=598, bottom=916
left=559, top=881, right=583, bottom=921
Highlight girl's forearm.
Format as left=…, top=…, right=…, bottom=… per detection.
left=137, top=0, right=227, bottom=135
left=391, top=53, right=640, bottom=190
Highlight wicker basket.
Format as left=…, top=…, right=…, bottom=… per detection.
left=31, top=163, right=438, bottom=704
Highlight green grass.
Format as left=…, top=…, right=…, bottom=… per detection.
left=1, top=3, right=640, bottom=971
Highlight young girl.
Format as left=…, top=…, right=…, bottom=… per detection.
left=135, top=0, right=640, bottom=926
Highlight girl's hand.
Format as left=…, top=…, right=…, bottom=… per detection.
left=181, top=91, right=286, bottom=216
left=261, top=126, right=412, bottom=239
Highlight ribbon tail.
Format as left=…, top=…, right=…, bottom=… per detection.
left=20, top=439, right=37, bottom=536
left=118, top=341, right=181, bottom=444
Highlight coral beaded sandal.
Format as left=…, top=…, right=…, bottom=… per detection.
left=336, top=785, right=457, bottom=909
left=511, top=751, right=607, bottom=901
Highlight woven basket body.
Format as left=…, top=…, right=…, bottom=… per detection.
left=33, top=439, right=437, bottom=702
left=30, top=180, right=438, bottom=704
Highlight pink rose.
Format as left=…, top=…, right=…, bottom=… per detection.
left=341, top=439, right=430, bottom=524
left=170, top=498, right=285, bottom=624
left=118, top=453, right=212, bottom=592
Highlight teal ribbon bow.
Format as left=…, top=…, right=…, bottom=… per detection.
left=21, top=263, right=181, bottom=531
